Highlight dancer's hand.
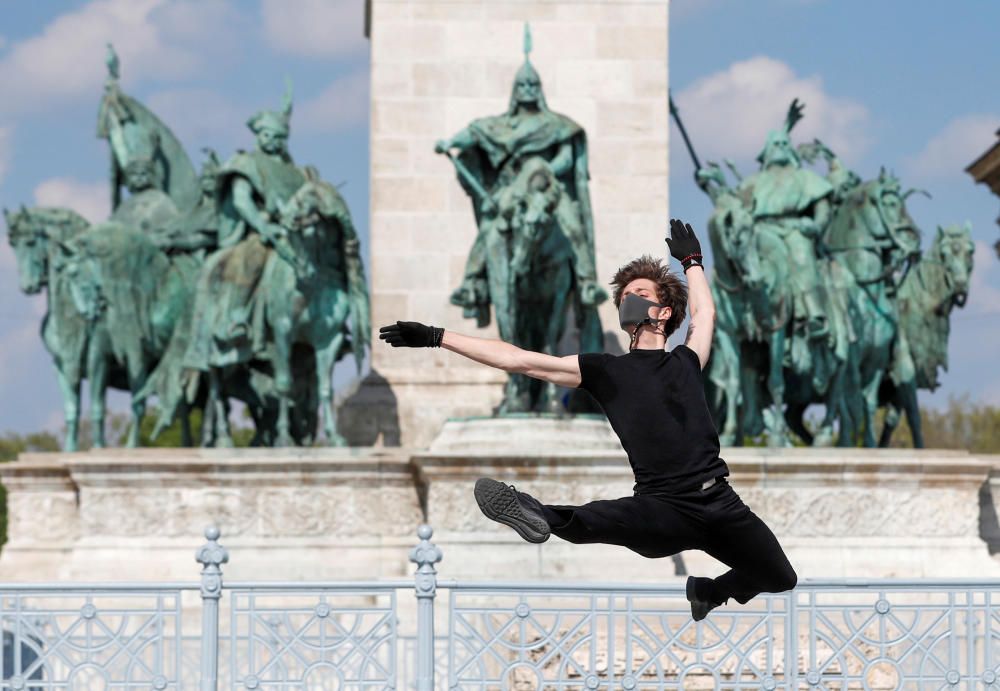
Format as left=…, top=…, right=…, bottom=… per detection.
left=378, top=321, right=444, bottom=348
left=666, top=218, right=704, bottom=272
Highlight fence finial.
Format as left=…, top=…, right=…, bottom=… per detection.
left=196, top=526, right=227, bottom=691
left=196, top=525, right=229, bottom=593
left=410, top=525, right=442, bottom=691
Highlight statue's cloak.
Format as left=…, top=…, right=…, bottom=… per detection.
left=458, top=111, right=594, bottom=244
left=215, top=150, right=307, bottom=246
left=183, top=151, right=306, bottom=370
left=742, top=165, right=833, bottom=218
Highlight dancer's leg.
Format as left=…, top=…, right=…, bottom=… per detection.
left=700, top=486, right=797, bottom=604
left=544, top=495, right=702, bottom=558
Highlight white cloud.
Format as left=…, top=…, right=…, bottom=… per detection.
left=903, top=114, right=1000, bottom=181
left=146, top=88, right=248, bottom=152
left=0, top=0, right=240, bottom=118
left=673, top=55, right=871, bottom=167
left=297, top=70, right=369, bottom=133
left=33, top=178, right=111, bottom=224
left=261, top=0, right=367, bottom=59
left=0, top=125, right=11, bottom=186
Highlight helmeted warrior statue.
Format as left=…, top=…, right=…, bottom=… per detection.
left=737, top=100, right=833, bottom=339
left=109, top=156, right=180, bottom=238
left=435, top=25, right=607, bottom=414
left=97, top=44, right=199, bottom=223
left=183, top=84, right=306, bottom=370
left=436, top=25, right=607, bottom=343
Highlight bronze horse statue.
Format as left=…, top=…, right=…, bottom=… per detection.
left=5, top=207, right=132, bottom=450
left=878, top=223, right=974, bottom=447
left=483, top=157, right=577, bottom=415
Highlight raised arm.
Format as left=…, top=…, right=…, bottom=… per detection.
left=379, top=321, right=581, bottom=388
left=666, top=219, right=716, bottom=369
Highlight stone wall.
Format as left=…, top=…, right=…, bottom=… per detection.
left=2, top=443, right=998, bottom=584
left=343, top=0, right=670, bottom=447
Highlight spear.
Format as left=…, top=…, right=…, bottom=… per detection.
left=668, top=91, right=703, bottom=176
left=443, top=151, right=496, bottom=215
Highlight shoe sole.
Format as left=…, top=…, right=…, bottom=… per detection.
left=474, top=478, right=550, bottom=544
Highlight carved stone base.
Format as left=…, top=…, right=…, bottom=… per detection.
left=413, top=442, right=1000, bottom=582
left=1, top=444, right=997, bottom=583
left=0, top=448, right=423, bottom=582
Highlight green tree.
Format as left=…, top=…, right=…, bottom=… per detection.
left=0, top=431, right=60, bottom=550
left=883, top=396, right=1000, bottom=453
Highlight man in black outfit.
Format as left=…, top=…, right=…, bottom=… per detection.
left=379, top=219, right=797, bottom=620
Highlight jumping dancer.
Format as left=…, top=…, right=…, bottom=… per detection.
left=379, top=219, right=797, bottom=620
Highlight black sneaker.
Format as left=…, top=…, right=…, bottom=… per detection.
left=686, top=576, right=722, bottom=622
left=474, top=478, right=551, bottom=544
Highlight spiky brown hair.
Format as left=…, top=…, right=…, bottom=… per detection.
left=610, top=255, right=687, bottom=337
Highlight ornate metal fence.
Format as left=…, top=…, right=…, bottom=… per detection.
left=2, top=526, right=999, bottom=690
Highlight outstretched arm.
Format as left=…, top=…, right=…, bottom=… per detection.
left=683, top=265, right=715, bottom=369
left=666, top=219, right=716, bottom=369
left=379, top=321, right=581, bottom=388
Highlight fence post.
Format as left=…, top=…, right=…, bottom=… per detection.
left=196, top=525, right=229, bottom=691
left=410, top=524, right=443, bottom=691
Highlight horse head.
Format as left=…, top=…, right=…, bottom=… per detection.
left=932, top=223, right=975, bottom=308
left=505, top=158, right=561, bottom=278
left=6, top=206, right=54, bottom=294
left=278, top=179, right=356, bottom=282
left=710, top=193, right=763, bottom=291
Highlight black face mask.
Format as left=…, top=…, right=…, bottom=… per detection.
left=618, top=293, right=666, bottom=331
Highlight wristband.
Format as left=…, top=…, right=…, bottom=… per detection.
left=431, top=326, right=445, bottom=347
left=680, top=253, right=703, bottom=272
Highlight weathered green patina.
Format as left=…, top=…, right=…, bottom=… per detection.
left=672, top=96, right=974, bottom=447
left=436, top=25, right=606, bottom=414
left=5, top=48, right=370, bottom=448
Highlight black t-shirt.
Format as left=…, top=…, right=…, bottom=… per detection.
left=578, top=345, right=729, bottom=495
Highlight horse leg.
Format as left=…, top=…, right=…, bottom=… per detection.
left=813, top=365, right=843, bottom=447
left=763, top=332, right=791, bottom=447
left=539, top=274, right=571, bottom=416
left=87, top=342, right=108, bottom=449
left=899, top=382, right=924, bottom=448
left=125, top=355, right=147, bottom=448
left=784, top=402, right=814, bottom=446
left=879, top=400, right=900, bottom=448
left=201, top=373, right=216, bottom=447
left=55, top=366, right=82, bottom=452
left=861, top=371, right=882, bottom=448
left=316, top=336, right=346, bottom=446
left=272, top=328, right=295, bottom=448
left=179, top=400, right=193, bottom=447
left=209, top=368, right=234, bottom=448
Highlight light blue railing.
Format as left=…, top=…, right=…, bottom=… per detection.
left=3, top=526, right=1000, bottom=689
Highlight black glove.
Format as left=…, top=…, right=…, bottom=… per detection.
left=666, top=218, right=704, bottom=272
left=378, top=321, right=444, bottom=348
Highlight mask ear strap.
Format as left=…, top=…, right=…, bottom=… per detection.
left=629, top=316, right=656, bottom=351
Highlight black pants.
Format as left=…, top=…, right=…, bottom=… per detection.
left=539, top=478, right=797, bottom=604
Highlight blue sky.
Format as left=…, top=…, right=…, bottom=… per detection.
left=0, top=0, right=998, bottom=435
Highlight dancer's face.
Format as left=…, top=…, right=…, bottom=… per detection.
left=620, top=278, right=671, bottom=331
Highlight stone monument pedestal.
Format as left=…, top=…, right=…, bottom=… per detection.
left=0, top=448, right=423, bottom=582
left=2, top=432, right=997, bottom=584
left=415, top=421, right=1000, bottom=582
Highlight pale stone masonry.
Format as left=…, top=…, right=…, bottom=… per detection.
left=342, top=0, right=670, bottom=447
left=2, top=444, right=999, bottom=583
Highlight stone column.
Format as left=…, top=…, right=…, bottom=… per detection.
left=343, top=0, right=669, bottom=447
